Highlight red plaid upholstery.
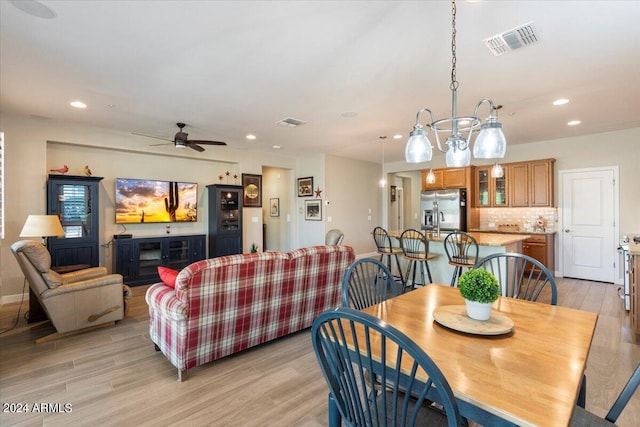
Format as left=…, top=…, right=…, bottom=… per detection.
left=146, top=245, right=355, bottom=375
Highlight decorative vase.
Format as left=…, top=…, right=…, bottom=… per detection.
left=465, top=299, right=492, bottom=321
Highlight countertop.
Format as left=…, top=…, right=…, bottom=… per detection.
left=469, top=228, right=557, bottom=236
left=389, top=230, right=530, bottom=247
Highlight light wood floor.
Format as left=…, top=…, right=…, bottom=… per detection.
left=1, top=278, right=638, bottom=426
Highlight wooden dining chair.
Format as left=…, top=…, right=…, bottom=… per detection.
left=570, top=364, right=640, bottom=426
left=473, top=252, right=558, bottom=305
left=443, top=231, right=479, bottom=287
left=342, top=258, right=398, bottom=310
left=311, top=307, right=463, bottom=427
left=399, top=229, right=439, bottom=292
left=372, top=226, right=405, bottom=289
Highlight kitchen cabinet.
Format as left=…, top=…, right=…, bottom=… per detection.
left=529, top=159, right=554, bottom=207
left=47, top=174, right=103, bottom=268
left=509, top=163, right=529, bottom=207
left=113, top=234, right=205, bottom=286
left=475, top=166, right=508, bottom=208
left=631, top=253, right=639, bottom=335
left=522, top=234, right=555, bottom=273
left=207, top=184, right=243, bottom=257
left=474, top=158, right=554, bottom=208
left=421, top=167, right=469, bottom=191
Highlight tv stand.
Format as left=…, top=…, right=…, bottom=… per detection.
left=113, top=234, right=205, bottom=286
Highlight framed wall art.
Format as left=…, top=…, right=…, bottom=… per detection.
left=305, top=199, right=322, bottom=221
left=269, top=198, right=280, bottom=217
left=297, top=176, right=313, bottom=197
left=242, top=173, right=262, bottom=207
left=390, top=185, right=397, bottom=203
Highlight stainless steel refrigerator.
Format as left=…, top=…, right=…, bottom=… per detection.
left=420, top=188, right=467, bottom=232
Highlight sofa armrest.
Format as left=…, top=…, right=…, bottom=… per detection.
left=61, top=267, right=109, bottom=283
left=145, top=283, right=188, bottom=322
left=42, top=274, right=123, bottom=297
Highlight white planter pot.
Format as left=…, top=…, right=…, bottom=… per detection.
left=465, top=299, right=492, bottom=321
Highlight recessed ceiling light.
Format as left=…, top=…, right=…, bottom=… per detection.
left=567, top=120, right=581, bottom=126
left=553, top=98, right=570, bottom=106
left=246, top=134, right=256, bottom=140
left=70, top=101, right=87, bottom=109
left=272, top=145, right=281, bottom=149
left=393, top=134, right=403, bottom=139
left=10, top=0, right=56, bottom=19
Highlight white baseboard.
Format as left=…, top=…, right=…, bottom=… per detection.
left=1, top=292, right=28, bottom=306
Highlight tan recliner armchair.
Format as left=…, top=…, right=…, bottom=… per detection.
left=11, top=240, right=127, bottom=343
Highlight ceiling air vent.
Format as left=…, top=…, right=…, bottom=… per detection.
left=484, top=21, right=539, bottom=56
left=276, top=117, right=307, bottom=128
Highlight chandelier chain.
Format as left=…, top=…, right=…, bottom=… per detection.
left=450, top=0, right=458, bottom=90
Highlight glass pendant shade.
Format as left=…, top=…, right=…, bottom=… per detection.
left=405, top=128, right=433, bottom=163
left=473, top=121, right=506, bottom=158
left=426, top=169, right=436, bottom=184
left=491, top=163, right=504, bottom=178
left=446, top=145, right=470, bottom=167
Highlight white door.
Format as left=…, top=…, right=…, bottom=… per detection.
left=561, top=167, right=617, bottom=282
left=397, top=188, right=404, bottom=231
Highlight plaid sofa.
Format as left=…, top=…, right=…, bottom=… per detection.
left=145, top=245, right=355, bottom=381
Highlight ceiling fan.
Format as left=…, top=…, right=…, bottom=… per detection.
left=134, top=123, right=227, bottom=152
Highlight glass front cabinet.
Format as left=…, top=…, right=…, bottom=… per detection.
left=207, top=184, right=243, bottom=257
left=475, top=166, right=508, bottom=208
left=47, top=174, right=103, bottom=268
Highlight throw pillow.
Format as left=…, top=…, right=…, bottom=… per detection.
left=158, top=266, right=179, bottom=288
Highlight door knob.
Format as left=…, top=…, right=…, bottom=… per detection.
left=564, top=229, right=571, bottom=233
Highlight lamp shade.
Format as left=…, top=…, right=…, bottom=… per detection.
left=473, top=121, right=506, bottom=159
left=20, top=215, right=65, bottom=238
left=446, top=145, right=471, bottom=167
left=405, top=128, right=433, bottom=163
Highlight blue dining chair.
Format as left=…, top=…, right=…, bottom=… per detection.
left=311, top=307, right=463, bottom=427
left=342, top=258, right=399, bottom=310
left=570, top=364, right=640, bottom=426
left=473, top=252, right=557, bottom=305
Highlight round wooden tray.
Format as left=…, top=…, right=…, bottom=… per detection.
left=433, top=305, right=514, bottom=335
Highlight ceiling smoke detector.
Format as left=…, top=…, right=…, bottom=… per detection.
left=276, top=117, right=307, bottom=128
left=484, top=22, right=539, bottom=56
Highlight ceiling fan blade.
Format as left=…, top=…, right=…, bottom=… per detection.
left=149, top=142, right=173, bottom=147
left=187, top=143, right=205, bottom=152
left=132, top=132, right=173, bottom=142
left=188, top=140, right=227, bottom=146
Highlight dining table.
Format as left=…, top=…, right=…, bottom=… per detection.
left=353, top=283, right=599, bottom=426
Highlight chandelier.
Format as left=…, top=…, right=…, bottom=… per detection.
left=405, top=0, right=506, bottom=166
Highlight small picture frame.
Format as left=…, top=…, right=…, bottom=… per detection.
left=390, top=185, right=397, bottom=203
left=305, top=199, right=322, bottom=221
left=297, top=176, right=314, bottom=197
left=270, top=198, right=280, bottom=217
left=242, top=173, right=262, bottom=207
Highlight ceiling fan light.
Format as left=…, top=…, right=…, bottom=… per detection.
left=445, top=144, right=471, bottom=167
left=405, top=127, right=433, bottom=163
left=473, top=121, right=506, bottom=158
left=175, top=141, right=187, bottom=149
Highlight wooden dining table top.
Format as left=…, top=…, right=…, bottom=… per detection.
left=360, top=284, right=599, bottom=426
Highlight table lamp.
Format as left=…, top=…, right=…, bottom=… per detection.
left=19, top=215, right=65, bottom=243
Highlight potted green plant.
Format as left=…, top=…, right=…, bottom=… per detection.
left=249, top=243, right=259, bottom=253
left=458, top=268, right=500, bottom=320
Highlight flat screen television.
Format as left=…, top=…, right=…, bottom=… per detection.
left=115, top=178, right=198, bottom=224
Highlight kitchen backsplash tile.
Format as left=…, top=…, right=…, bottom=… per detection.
left=479, top=207, right=557, bottom=232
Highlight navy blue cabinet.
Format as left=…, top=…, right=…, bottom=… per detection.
left=47, top=175, right=103, bottom=268
left=207, top=184, right=243, bottom=257
left=113, top=234, right=205, bottom=286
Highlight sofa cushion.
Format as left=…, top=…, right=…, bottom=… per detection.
left=42, top=270, right=64, bottom=289
left=158, top=266, right=179, bottom=288
left=19, top=240, right=51, bottom=272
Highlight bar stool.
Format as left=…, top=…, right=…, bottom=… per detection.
left=444, top=231, right=479, bottom=287
left=372, top=227, right=405, bottom=289
left=399, top=229, right=439, bottom=292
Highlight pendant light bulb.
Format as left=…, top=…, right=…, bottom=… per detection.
left=426, top=169, right=436, bottom=184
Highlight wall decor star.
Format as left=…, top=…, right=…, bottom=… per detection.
left=315, top=187, right=323, bottom=198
